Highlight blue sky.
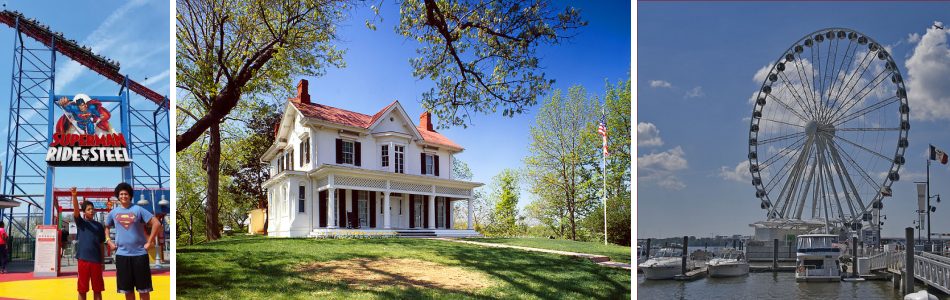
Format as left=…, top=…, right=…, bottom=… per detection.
left=1, top=0, right=170, bottom=214
left=294, top=1, right=630, bottom=211
left=638, top=2, right=950, bottom=238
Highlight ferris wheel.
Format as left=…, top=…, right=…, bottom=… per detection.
left=748, top=28, right=909, bottom=229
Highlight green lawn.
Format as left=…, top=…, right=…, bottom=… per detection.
left=177, top=235, right=630, bottom=299
left=465, top=237, right=632, bottom=264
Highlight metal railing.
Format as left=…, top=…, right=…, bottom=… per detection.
left=867, top=251, right=950, bottom=294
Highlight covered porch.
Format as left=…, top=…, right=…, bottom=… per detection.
left=265, top=165, right=482, bottom=238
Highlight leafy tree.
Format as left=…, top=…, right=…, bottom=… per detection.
left=176, top=139, right=209, bottom=245
left=524, top=86, right=600, bottom=240
left=222, top=101, right=282, bottom=233
left=398, top=0, right=586, bottom=128
left=177, top=0, right=346, bottom=240
left=597, top=79, right=631, bottom=245
left=489, top=168, right=520, bottom=236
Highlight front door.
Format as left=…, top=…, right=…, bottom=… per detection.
left=390, top=195, right=403, bottom=228
left=413, top=198, right=424, bottom=229
left=358, top=199, right=368, bottom=228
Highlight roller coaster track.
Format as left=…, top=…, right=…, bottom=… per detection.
left=0, top=10, right=168, bottom=108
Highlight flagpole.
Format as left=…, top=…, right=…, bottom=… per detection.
left=927, top=148, right=931, bottom=244
left=603, top=106, right=608, bottom=246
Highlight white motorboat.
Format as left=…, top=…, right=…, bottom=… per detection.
left=707, top=249, right=749, bottom=277
left=795, top=234, right=842, bottom=282
left=638, top=248, right=683, bottom=280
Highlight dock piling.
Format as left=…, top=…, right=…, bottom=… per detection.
left=682, top=236, right=689, bottom=275
left=852, top=236, right=858, bottom=278
left=773, top=238, right=778, bottom=271
left=904, top=227, right=914, bottom=295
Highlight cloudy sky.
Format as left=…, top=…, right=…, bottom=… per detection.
left=0, top=1, right=170, bottom=210
left=638, top=2, right=950, bottom=239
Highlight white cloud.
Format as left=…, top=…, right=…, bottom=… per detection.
left=753, top=64, right=771, bottom=83
left=637, top=122, right=664, bottom=147
left=56, top=0, right=151, bottom=91
left=142, top=69, right=171, bottom=87
left=720, top=160, right=752, bottom=183
left=638, top=146, right=688, bottom=190
left=905, top=22, right=950, bottom=121
left=684, top=86, right=705, bottom=99
left=649, top=80, right=672, bottom=88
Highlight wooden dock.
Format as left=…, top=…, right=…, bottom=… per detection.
left=674, top=266, right=707, bottom=281
left=749, top=265, right=796, bottom=272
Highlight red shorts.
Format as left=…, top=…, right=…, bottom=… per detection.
left=77, top=259, right=104, bottom=293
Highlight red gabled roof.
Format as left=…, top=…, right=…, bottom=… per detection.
left=290, top=98, right=373, bottom=128
left=286, top=97, right=462, bottom=150
left=417, top=126, right=463, bottom=149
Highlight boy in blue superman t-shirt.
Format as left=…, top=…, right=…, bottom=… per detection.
left=106, top=182, right=160, bottom=300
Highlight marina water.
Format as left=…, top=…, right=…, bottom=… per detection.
left=637, top=272, right=947, bottom=300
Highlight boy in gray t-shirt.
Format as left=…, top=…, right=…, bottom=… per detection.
left=105, top=182, right=160, bottom=300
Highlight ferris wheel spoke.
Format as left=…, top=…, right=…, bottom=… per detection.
left=778, top=72, right=819, bottom=119
left=826, top=141, right=863, bottom=217
left=761, top=117, right=806, bottom=129
left=829, top=69, right=892, bottom=124
left=833, top=94, right=899, bottom=127
left=774, top=137, right=813, bottom=218
left=830, top=134, right=894, bottom=163
left=764, top=137, right=808, bottom=190
left=836, top=127, right=901, bottom=132
left=790, top=53, right=820, bottom=114
left=793, top=51, right=820, bottom=117
left=818, top=142, right=848, bottom=220
left=829, top=139, right=883, bottom=193
left=766, top=93, right=811, bottom=122
left=757, top=132, right=806, bottom=145
left=794, top=150, right=819, bottom=219
left=828, top=49, right=876, bottom=122
left=818, top=34, right=837, bottom=120
left=761, top=136, right=806, bottom=169
left=825, top=36, right=859, bottom=120
left=809, top=45, right=823, bottom=118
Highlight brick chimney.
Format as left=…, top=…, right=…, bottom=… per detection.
left=296, top=79, right=310, bottom=103
left=420, top=111, right=433, bottom=131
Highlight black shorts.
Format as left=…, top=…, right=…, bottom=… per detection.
left=115, top=254, right=152, bottom=294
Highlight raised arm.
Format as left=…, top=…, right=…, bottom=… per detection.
left=70, top=187, right=80, bottom=220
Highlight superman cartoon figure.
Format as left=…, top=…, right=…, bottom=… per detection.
left=56, top=94, right=112, bottom=134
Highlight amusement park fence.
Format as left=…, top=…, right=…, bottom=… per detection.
left=5, top=236, right=35, bottom=261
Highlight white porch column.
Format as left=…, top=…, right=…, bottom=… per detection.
left=327, top=188, right=337, bottom=228
left=318, top=179, right=324, bottom=228
left=467, top=198, right=473, bottom=230
left=383, top=192, right=391, bottom=229
left=427, top=194, right=436, bottom=229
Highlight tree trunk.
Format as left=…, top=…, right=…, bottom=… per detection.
left=204, top=122, right=223, bottom=241
left=188, top=206, right=194, bottom=245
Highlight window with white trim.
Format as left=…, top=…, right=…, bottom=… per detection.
left=342, top=140, right=354, bottom=165
left=298, top=186, right=306, bottom=213
left=424, top=153, right=434, bottom=175
left=394, top=145, right=405, bottom=173
left=381, top=145, right=389, bottom=167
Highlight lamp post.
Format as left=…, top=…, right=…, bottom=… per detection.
left=157, top=191, right=168, bottom=266
left=136, top=191, right=161, bottom=269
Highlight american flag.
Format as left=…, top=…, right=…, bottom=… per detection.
left=598, top=115, right=608, bottom=156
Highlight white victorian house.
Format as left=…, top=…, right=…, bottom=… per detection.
left=261, top=80, right=483, bottom=238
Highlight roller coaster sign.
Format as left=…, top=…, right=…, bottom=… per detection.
left=44, top=93, right=132, bottom=166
